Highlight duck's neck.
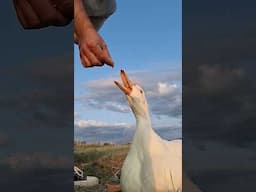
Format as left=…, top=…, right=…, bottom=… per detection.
left=132, top=113, right=159, bottom=159
left=133, top=113, right=155, bottom=143
left=136, top=114, right=151, bottom=131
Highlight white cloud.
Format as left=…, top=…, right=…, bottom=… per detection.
left=158, top=82, right=177, bottom=96
left=74, top=119, right=181, bottom=144
left=75, top=119, right=132, bottom=129
left=147, top=82, right=178, bottom=97
left=87, top=101, right=130, bottom=113
left=86, top=78, right=116, bottom=89
left=76, top=69, right=182, bottom=118
left=74, top=119, right=134, bottom=143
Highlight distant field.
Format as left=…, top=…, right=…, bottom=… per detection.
left=74, top=143, right=129, bottom=192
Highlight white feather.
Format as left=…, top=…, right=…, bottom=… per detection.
left=120, top=83, right=182, bottom=192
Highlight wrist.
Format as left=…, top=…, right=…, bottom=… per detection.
left=74, top=2, right=95, bottom=38
left=75, top=22, right=96, bottom=41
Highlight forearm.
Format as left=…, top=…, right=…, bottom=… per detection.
left=74, top=0, right=94, bottom=38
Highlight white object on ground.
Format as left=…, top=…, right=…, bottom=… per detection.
left=74, top=176, right=99, bottom=187
left=74, top=166, right=84, bottom=179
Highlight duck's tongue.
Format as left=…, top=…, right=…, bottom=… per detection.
left=114, top=69, right=132, bottom=95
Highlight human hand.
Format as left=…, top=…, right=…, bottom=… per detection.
left=13, top=0, right=73, bottom=29
left=78, top=27, right=114, bottom=68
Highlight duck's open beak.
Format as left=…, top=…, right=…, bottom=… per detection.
left=114, top=70, right=133, bottom=95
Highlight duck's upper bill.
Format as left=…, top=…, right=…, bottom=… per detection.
left=114, top=69, right=133, bottom=95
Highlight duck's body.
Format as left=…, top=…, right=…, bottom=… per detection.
left=115, top=70, right=182, bottom=192
left=121, top=116, right=182, bottom=192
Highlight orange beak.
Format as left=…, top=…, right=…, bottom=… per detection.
left=114, top=70, right=133, bottom=95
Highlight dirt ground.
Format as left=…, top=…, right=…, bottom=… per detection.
left=74, top=184, right=106, bottom=192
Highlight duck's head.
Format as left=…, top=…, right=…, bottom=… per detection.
left=114, top=70, right=149, bottom=118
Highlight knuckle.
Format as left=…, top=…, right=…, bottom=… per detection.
left=102, top=43, right=107, bottom=48
left=87, top=42, right=96, bottom=49
left=80, top=47, right=88, bottom=55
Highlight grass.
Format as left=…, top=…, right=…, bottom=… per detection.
left=74, top=143, right=128, bottom=164
left=74, top=142, right=129, bottom=191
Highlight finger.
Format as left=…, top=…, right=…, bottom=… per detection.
left=91, top=44, right=106, bottom=61
left=80, top=53, right=91, bottom=68
left=14, top=0, right=41, bottom=28
left=83, top=48, right=103, bottom=67
left=89, top=41, right=114, bottom=67
left=101, top=44, right=114, bottom=67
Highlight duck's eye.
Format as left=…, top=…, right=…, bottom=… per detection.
left=140, top=90, right=143, bottom=94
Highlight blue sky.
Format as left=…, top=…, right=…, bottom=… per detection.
left=74, top=0, right=182, bottom=143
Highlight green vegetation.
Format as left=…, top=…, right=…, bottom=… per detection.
left=74, top=142, right=129, bottom=190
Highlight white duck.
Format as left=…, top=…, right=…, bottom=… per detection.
left=114, top=70, right=182, bottom=192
